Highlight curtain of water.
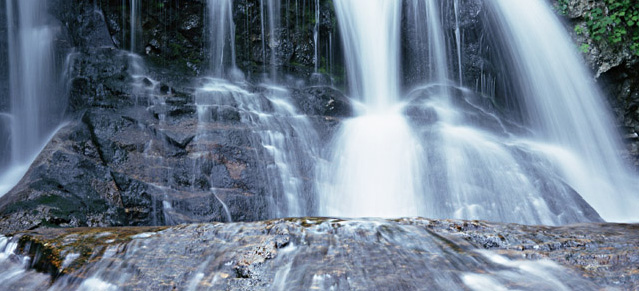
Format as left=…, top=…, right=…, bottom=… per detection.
left=1, top=0, right=66, bottom=196
left=267, top=0, right=281, bottom=80
left=321, top=0, right=627, bottom=224
left=313, top=0, right=319, bottom=72
left=130, top=0, right=139, bottom=52
left=489, top=0, right=639, bottom=221
left=208, top=0, right=238, bottom=78
left=6, top=0, right=62, bottom=164
left=332, top=0, right=401, bottom=110
left=318, top=0, right=424, bottom=218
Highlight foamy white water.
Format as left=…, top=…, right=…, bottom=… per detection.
left=319, top=110, right=424, bottom=217
left=318, top=0, right=425, bottom=218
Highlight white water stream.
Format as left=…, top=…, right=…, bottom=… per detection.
left=0, top=0, right=66, bottom=198
left=319, top=0, right=639, bottom=223
left=489, top=0, right=639, bottom=221
left=317, top=0, right=425, bottom=218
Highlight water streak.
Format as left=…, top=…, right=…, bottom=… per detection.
left=488, top=0, right=639, bottom=221
left=1, top=0, right=66, bottom=197
left=207, top=0, right=240, bottom=78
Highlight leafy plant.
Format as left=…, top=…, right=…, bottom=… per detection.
left=580, top=0, right=639, bottom=55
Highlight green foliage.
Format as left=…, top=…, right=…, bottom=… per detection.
left=554, top=0, right=570, bottom=15
left=582, top=0, right=639, bottom=55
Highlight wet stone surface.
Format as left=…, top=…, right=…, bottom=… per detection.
left=1, top=218, right=636, bottom=290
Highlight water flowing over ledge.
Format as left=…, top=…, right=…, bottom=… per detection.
left=1, top=218, right=637, bottom=290
left=316, top=0, right=639, bottom=223
left=1, top=1, right=639, bottom=289
left=1, top=0, right=638, bottom=234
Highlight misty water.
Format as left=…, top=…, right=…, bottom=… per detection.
left=1, top=0, right=638, bottom=289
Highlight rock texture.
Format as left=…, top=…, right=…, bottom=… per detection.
left=1, top=218, right=637, bottom=290
left=0, top=0, right=347, bottom=233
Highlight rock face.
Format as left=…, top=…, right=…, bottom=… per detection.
left=1, top=218, right=637, bottom=290
left=233, top=0, right=340, bottom=82
left=0, top=0, right=347, bottom=233
left=552, top=0, right=639, bottom=170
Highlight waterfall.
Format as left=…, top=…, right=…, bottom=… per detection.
left=0, top=0, right=66, bottom=196
left=126, top=0, right=154, bottom=105
left=207, top=0, right=240, bottom=78
left=197, top=1, right=320, bottom=217
left=487, top=0, right=639, bottom=222
left=259, top=0, right=281, bottom=80
left=194, top=79, right=321, bottom=218
left=6, top=0, right=63, bottom=164
left=332, top=0, right=401, bottom=110
left=453, top=0, right=463, bottom=85
left=320, top=0, right=637, bottom=224
left=313, top=0, right=319, bottom=72
left=130, top=0, right=139, bottom=53
left=318, top=0, right=424, bottom=218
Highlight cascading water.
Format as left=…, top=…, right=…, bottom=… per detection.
left=267, top=0, right=281, bottom=79
left=320, top=0, right=638, bottom=224
left=399, top=0, right=579, bottom=224
left=487, top=0, right=639, bottom=222
left=406, top=0, right=449, bottom=84
left=313, top=0, right=320, bottom=73
left=0, top=221, right=602, bottom=290
left=1, top=1, right=639, bottom=289
left=258, top=0, right=281, bottom=79
left=0, top=0, right=66, bottom=196
left=0, top=0, right=632, bottom=225
left=195, top=0, right=320, bottom=218
left=126, top=0, right=154, bottom=104
left=194, top=80, right=321, bottom=218
left=129, top=0, right=139, bottom=53
left=208, top=0, right=240, bottom=79
left=317, top=0, right=425, bottom=217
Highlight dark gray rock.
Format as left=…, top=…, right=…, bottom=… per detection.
left=293, top=86, right=351, bottom=118
left=51, top=0, right=114, bottom=48
left=98, top=0, right=207, bottom=76
left=0, top=121, right=126, bottom=233
left=67, top=48, right=133, bottom=112
left=233, top=0, right=342, bottom=83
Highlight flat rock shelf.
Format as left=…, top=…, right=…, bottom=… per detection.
left=1, top=218, right=638, bottom=290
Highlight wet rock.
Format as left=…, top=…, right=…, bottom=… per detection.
left=403, top=85, right=529, bottom=137
left=98, top=0, right=207, bottom=76
left=401, top=0, right=486, bottom=90
left=2, top=218, right=636, bottom=290
left=51, top=0, right=114, bottom=48
left=233, top=0, right=341, bottom=82
left=66, top=48, right=133, bottom=112
left=293, top=86, right=352, bottom=118
left=0, top=121, right=127, bottom=233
